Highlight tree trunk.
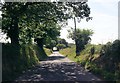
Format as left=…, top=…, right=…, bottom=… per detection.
left=75, top=40, right=80, bottom=57
left=10, top=17, right=19, bottom=45
left=74, top=17, right=80, bottom=57
left=34, top=38, right=44, bottom=49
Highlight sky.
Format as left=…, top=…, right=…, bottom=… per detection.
left=60, top=0, right=119, bottom=44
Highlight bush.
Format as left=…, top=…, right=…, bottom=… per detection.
left=94, top=40, right=120, bottom=80
left=56, top=44, right=66, bottom=50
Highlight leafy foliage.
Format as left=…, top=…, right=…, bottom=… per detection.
left=57, top=38, right=68, bottom=47
left=68, top=28, right=93, bottom=55
left=2, top=2, right=26, bottom=44
left=96, top=40, right=120, bottom=72
left=2, top=2, right=91, bottom=45
left=56, top=44, right=66, bottom=50
left=45, top=38, right=68, bottom=50
left=45, top=39, right=57, bottom=49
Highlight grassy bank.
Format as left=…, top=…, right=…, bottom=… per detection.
left=60, top=43, right=120, bottom=81
left=2, top=43, right=51, bottom=81
left=60, top=44, right=102, bottom=62
left=44, top=48, right=52, bottom=56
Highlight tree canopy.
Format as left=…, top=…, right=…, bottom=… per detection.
left=68, top=28, right=93, bottom=56
left=1, top=2, right=91, bottom=49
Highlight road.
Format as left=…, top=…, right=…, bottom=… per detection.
left=15, top=51, right=101, bottom=82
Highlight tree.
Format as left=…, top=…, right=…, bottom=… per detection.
left=57, top=38, right=68, bottom=47
left=1, top=2, right=67, bottom=45
left=62, top=2, right=92, bottom=57
left=68, top=28, right=93, bottom=56
left=2, top=2, right=32, bottom=44
left=2, top=2, right=91, bottom=48
left=45, top=39, right=57, bottom=50
left=56, top=44, right=66, bottom=50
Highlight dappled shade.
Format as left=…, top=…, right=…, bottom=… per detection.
left=15, top=52, right=101, bottom=81
left=15, top=62, right=101, bottom=81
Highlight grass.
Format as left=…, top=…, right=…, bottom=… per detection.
left=60, top=45, right=77, bottom=61
left=44, top=48, right=52, bottom=56
left=60, top=44, right=102, bottom=62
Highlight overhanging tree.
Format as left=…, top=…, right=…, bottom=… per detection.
left=2, top=2, right=91, bottom=48
left=2, top=2, right=32, bottom=44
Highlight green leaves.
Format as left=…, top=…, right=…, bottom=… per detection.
left=68, top=28, right=93, bottom=40
left=2, top=2, right=91, bottom=45
left=68, top=28, right=93, bottom=54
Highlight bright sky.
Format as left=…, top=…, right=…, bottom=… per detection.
left=60, top=0, right=119, bottom=44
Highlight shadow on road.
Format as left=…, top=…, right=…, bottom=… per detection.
left=16, top=62, right=101, bottom=81
left=46, top=56, right=65, bottom=61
